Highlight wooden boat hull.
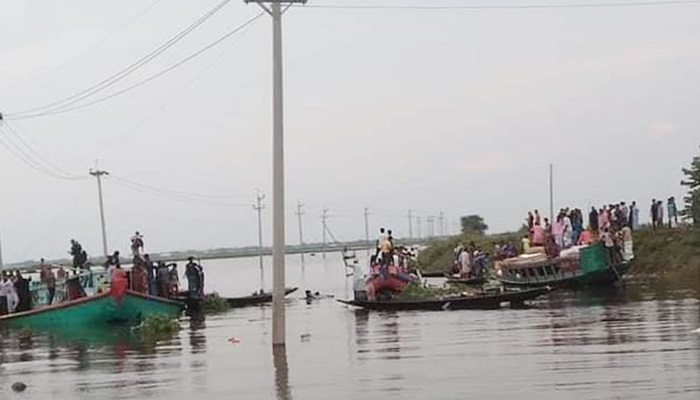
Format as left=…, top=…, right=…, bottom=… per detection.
left=338, top=287, right=552, bottom=311
left=225, top=287, right=299, bottom=307
left=445, top=275, right=487, bottom=286
left=0, top=290, right=183, bottom=329
left=498, top=262, right=629, bottom=288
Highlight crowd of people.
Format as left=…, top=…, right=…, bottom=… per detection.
left=650, top=197, right=679, bottom=230
left=523, top=201, right=642, bottom=264
left=371, top=228, right=418, bottom=276
left=0, top=231, right=206, bottom=315
left=451, top=242, right=489, bottom=280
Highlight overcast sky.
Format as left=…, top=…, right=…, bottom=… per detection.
left=0, top=0, right=698, bottom=263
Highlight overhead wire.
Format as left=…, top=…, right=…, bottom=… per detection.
left=4, top=0, right=233, bottom=119
left=5, top=11, right=264, bottom=121
left=107, top=174, right=252, bottom=207
left=297, top=0, right=700, bottom=10
left=0, top=122, right=88, bottom=180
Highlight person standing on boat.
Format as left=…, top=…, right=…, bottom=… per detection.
left=1, top=274, right=19, bottom=313
left=186, top=257, right=204, bottom=300
left=143, top=254, right=156, bottom=295
left=458, top=247, right=471, bottom=278
left=534, top=210, right=541, bottom=226
left=131, top=231, right=144, bottom=257
left=156, top=262, right=170, bottom=298
left=589, top=207, right=599, bottom=233
left=532, top=222, right=545, bottom=246
left=131, top=256, right=148, bottom=294
left=168, top=263, right=180, bottom=296
left=69, top=240, right=83, bottom=268
left=375, top=228, right=388, bottom=258
left=13, top=271, right=31, bottom=312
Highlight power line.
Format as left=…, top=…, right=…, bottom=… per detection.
left=0, top=0, right=164, bottom=91
left=298, top=0, right=700, bottom=10
left=108, top=174, right=249, bottom=203
left=4, top=0, right=234, bottom=119
left=83, top=13, right=259, bottom=160
left=6, top=11, right=264, bottom=121
left=0, top=123, right=87, bottom=181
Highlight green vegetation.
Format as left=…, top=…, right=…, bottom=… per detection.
left=460, top=215, right=489, bottom=235
left=202, top=292, right=229, bottom=313
left=137, top=314, right=180, bottom=342
left=627, top=226, right=700, bottom=285
left=418, top=231, right=524, bottom=273
left=398, top=282, right=464, bottom=300
left=681, top=147, right=700, bottom=225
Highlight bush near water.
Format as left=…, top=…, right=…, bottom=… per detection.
left=203, top=292, right=229, bottom=313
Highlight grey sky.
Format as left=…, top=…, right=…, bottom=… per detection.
left=0, top=0, right=698, bottom=262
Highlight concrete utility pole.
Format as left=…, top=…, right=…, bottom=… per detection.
left=321, top=208, right=329, bottom=259
left=408, top=210, right=413, bottom=239
left=417, top=216, right=422, bottom=239
left=254, top=191, right=266, bottom=293
left=364, top=207, right=370, bottom=258
left=89, top=169, right=109, bottom=257
left=438, top=211, right=445, bottom=237
left=549, top=163, right=554, bottom=224
left=0, top=191, right=4, bottom=274
left=295, top=201, right=304, bottom=265
left=245, top=0, right=306, bottom=347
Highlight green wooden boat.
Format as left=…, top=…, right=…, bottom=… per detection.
left=0, top=290, right=183, bottom=329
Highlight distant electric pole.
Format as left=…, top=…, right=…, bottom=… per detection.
left=321, top=208, right=329, bottom=259
left=438, top=211, right=444, bottom=237
left=408, top=209, right=413, bottom=239
left=295, top=201, right=305, bottom=265
left=254, top=191, right=266, bottom=293
left=417, top=217, right=422, bottom=239
left=364, top=207, right=370, bottom=258
left=89, top=169, right=109, bottom=257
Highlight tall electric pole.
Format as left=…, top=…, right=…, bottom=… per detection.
left=321, top=208, right=329, bottom=259
left=549, top=163, right=554, bottom=224
left=0, top=191, right=4, bottom=274
left=245, top=0, right=306, bottom=347
left=254, top=191, right=266, bottom=293
left=295, top=201, right=304, bottom=265
left=438, top=211, right=444, bottom=237
left=417, top=217, right=422, bottom=239
left=89, top=169, right=109, bottom=257
left=364, top=207, right=370, bottom=258
left=408, top=209, right=413, bottom=240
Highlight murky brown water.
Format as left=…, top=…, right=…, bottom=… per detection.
left=1, top=253, right=698, bottom=399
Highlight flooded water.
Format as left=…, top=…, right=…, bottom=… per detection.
left=1, top=252, right=698, bottom=399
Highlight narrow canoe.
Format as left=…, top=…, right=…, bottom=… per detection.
left=0, top=290, right=183, bottom=329
left=337, top=287, right=552, bottom=311
left=225, top=287, right=299, bottom=307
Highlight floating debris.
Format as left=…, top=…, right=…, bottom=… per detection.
left=12, top=382, right=27, bottom=392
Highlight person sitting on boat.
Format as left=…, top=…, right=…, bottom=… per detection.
left=577, top=228, right=594, bottom=246
left=544, top=233, right=560, bottom=258
left=521, top=235, right=531, bottom=253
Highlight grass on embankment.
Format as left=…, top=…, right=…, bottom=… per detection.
left=417, top=226, right=700, bottom=289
